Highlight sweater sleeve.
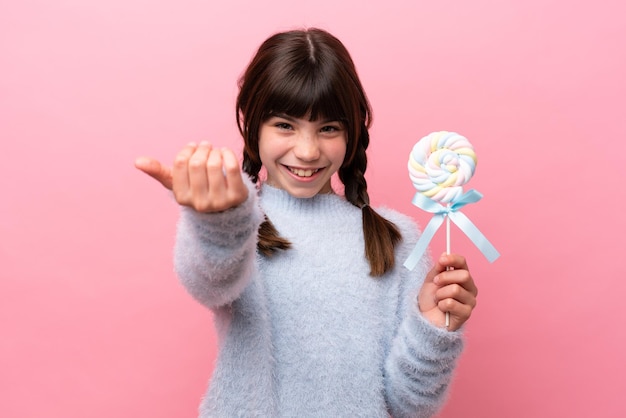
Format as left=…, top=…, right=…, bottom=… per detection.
left=173, top=175, right=263, bottom=309
left=381, top=210, right=464, bottom=418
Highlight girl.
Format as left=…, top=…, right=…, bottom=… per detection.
left=136, top=28, right=478, bottom=417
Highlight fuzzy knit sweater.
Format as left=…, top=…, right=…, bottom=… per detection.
left=173, top=178, right=464, bottom=418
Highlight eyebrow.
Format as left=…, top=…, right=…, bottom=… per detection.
left=271, top=113, right=340, bottom=124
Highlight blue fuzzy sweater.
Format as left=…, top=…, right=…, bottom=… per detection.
left=174, top=178, right=464, bottom=417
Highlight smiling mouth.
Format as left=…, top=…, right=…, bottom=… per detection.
left=287, top=166, right=321, bottom=177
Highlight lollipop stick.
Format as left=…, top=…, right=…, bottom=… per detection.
left=446, top=208, right=451, bottom=255
left=445, top=205, right=451, bottom=328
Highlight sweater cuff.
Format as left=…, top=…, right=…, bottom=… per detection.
left=406, top=302, right=464, bottom=357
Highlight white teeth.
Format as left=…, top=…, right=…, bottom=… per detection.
left=289, top=167, right=319, bottom=177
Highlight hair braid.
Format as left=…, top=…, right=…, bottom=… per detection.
left=242, top=149, right=291, bottom=256
left=340, top=128, right=402, bottom=276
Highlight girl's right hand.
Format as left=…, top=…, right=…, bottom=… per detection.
left=134, top=141, right=249, bottom=213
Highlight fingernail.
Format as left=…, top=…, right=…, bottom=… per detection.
left=433, top=275, right=440, bottom=284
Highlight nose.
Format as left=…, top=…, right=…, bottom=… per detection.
left=293, top=133, right=320, bottom=162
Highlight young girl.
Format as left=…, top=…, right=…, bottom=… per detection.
left=136, top=28, right=478, bottom=417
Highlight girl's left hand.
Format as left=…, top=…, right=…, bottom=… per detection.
left=417, top=254, right=478, bottom=331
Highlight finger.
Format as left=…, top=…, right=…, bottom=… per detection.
left=188, top=142, right=212, bottom=205
left=221, top=148, right=248, bottom=206
left=437, top=298, right=473, bottom=331
left=438, top=253, right=469, bottom=271
left=220, top=148, right=242, bottom=185
left=134, top=157, right=173, bottom=190
left=206, top=147, right=226, bottom=199
left=435, top=283, right=477, bottom=309
left=172, top=143, right=197, bottom=202
left=426, top=252, right=454, bottom=278
left=434, top=268, right=478, bottom=297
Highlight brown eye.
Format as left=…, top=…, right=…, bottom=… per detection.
left=320, top=125, right=341, bottom=133
left=276, top=123, right=293, bottom=130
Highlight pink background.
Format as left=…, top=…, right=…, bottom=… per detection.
left=2, top=1, right=625, bottom=417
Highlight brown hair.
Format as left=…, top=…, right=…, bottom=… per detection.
left=236, top=28, right=401, bottom=276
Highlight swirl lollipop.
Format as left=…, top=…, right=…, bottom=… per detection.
left=403, top=131, right=500, bottom=327
left=408, top=131, right=477, bottom=203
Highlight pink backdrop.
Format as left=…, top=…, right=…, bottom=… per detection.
left=2, top=1, right=625, bottom=417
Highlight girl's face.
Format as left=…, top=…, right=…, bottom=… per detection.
left=258, top=114, right=347, bottom=198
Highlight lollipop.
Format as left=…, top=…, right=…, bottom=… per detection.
left=408, top=131, right=477, bottom=203
left=403, top=131, right=500, bottom=326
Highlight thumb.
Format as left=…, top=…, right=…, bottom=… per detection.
left=134, top=157, right=173, bottom=190
left=417, top=253, right=447, bottom=313
left=417, top=266, right=439, bottom=313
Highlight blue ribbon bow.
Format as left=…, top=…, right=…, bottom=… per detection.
left=403, top=189, right=500, bottom=270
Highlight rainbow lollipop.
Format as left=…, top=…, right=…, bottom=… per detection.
left=403, top=131, right=500, bottom=326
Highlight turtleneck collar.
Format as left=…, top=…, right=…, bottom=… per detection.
left=259, top=182, right=359, bottom=222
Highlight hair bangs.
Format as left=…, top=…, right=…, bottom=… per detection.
left=263, top=66, right=347, bottom=124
